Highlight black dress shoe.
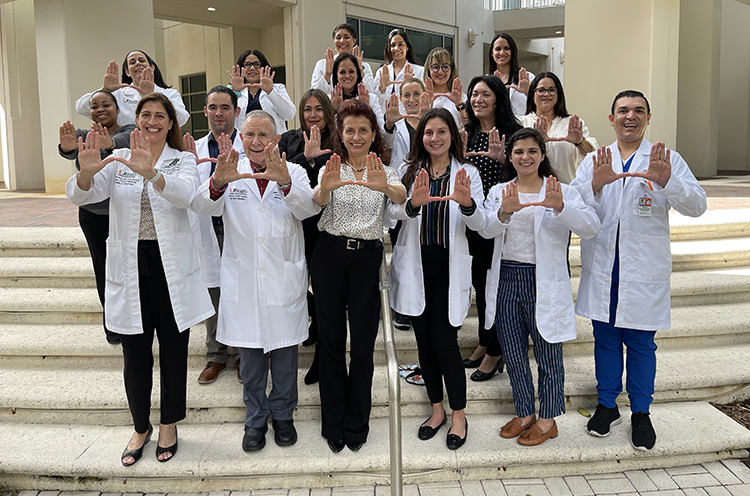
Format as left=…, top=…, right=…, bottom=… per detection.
left=347, top=441, right=365, bottom=451
left=156, top=425, right=178, bottom=462
left=121, top=424, right=153, bottom=466
left=106, top=331, right=121, bottom=345
left=418, top=414, right=447, bottom=440
left=446, top=418, right=468, bottom=450
left=272, top=419, right=297, bottom=446
left=242, top=424, right=268, bottom=452
left=470, top=358, right=504, bottom=382
left=327, top=438, right=345, bottom=453
left=462, top=355, right=485, bottom=368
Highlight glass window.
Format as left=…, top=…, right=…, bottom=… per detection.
left=180, top=73, right=208, bottom=139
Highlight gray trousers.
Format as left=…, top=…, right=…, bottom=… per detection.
left=204, top=229, right=238, bottom=364
left=239, top=345, right=299, bottom=428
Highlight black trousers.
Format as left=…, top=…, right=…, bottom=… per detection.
left=412, top=245, right=467, bottom=410
left=311, top=232, right=382, bottom=444
left=120, top=241, right=190, bottom=434
left=466, top=229, right=503, bottom=357
left=78, top=208, right=111, bottom=335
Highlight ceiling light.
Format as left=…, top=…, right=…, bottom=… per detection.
left=207, top=7, right=216, bottom=11
left=555, top=30, right=562, bottom=34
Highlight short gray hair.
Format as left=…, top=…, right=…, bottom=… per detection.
left=243, top=109, right=276, bottom=135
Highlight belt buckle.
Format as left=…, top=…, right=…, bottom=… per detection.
left=346, top=238, right=359, bottom=250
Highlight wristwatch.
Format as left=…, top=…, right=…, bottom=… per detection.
left=456, top=102, right=466, bottom=111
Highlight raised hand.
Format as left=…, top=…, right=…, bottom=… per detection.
left=91, top=122, right=114, bottom=150
left=628, top=141, right=671, bottom=188
left=350, top=153, right=388, bottom=192
left=448, top=78, right=463, bottom=106
left=385, top=93, right=408, bottom=127
left=247, top=142, right=291, bottom=185
left=591, top=146, right=627, bottom=195
left=403, top=64, right=414, bottom=80
left=425, top=77, right=435, bottom=101
left=459, top=129, right=469, bottom=158
left=331, top=84, right=344, bottom=112
left=213, top=148, right=251, bottom=190
left=108, top=129, right=155, bottom=177
left=532, top=176, right=564, bottom=212
left=102, top=60, right=127, bottom=92
left=228, top=65, right=249, bottom=91
left=501, top=181, right=536, bottom=215
left=304, top=125, right=332, bottom=159
left=357, top=82, right=370, bottom=103
left=77, top=131, right=115, bottom=179
left=445, top=167, right=473, bottom=207
left=493, top=69, right=504, bottom=82
left=533, top=115, right=551, bottom=142
left=416, top=91, right=434, bottom=120
left=249, top=66, right=275, bottom=94
left=59, top=121, right=78, bottom=153
left=379, top=66, right=391, bottom=93
left=410, top=169, right=441, bottom=207
left=548, top=114, right=584, bottom=145
left=324, top=48, right=335, bottom=82
left=466, top=128, right=506, bottom=163
left=131, top=66, right=155, bottom=95
left=183, top=132, right=218, bottom=164
left=352, top=45, right=365, bottom=68
left=319, top=154, right=355, bottom=193
left=509, top=67, right=530, bottom=95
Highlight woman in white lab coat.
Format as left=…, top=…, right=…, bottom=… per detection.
left=488, top=33, right=534, bottom=116
left=480, top=128, right=600, bottom=446
left=374, top=29, right=424, bottom=110
left=422, top=48, right=465, bottom=128
left=66, top=93, right=213, bottom=466
left=228, top=49, right=296, bottom=133
left=389, top=108, right=485, bottom=450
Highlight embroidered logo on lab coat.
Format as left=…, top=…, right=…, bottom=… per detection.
left=114, top=169, right=139, bottom=186
left=228, top=188, right=248, bottom=201
left=159, top=158, right=180, bottom=175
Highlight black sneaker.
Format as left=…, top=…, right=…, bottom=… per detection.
left=631, top=412, right=656, bottom=451
left=394, top=314, right=411, bottom=330
left=587, top=403, right=622, bottom=437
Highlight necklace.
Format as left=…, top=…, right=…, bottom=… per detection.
left=348, top=163, right=366, bottom=173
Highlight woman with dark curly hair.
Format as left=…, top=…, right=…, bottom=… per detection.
left=311, top=99, right=406, bottom=453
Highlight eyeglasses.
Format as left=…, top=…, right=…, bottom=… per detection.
left=243, top=61, right=264, bottom=69
left=430, top=64, right=451, bottom=73
left=534, top=87, right=558, bottom=96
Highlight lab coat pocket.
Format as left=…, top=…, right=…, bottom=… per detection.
left=174, top=231, right=201, bottom=277
left=221, top=256, right=240, bottom=303
left=105, top=240, right=125, bottom=285
left=457, top=252, right=473, bottom=298
left=266, top=258, right=307, bottom=306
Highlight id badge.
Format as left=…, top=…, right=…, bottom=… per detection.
left=638, top=196, right=652, bottom=217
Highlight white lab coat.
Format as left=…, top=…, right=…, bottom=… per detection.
left=388, top=160, right=486, bottom=327
left=66, top=146, right=214, bottom=335
left=374, top=62, right=425, bottom=110
left=190, top=159, right=321, bottom=351
left=480, top=179, right=601, bottom=343
left=234, top=84, right=296, bottom=133
left=571, top=139, right=707, bottom=330
left=509, top=70, right=535, bottom=116
left=311, top=57, right=377, bottom=95
left=431, top=93, right=466, bottom=129
left=187, top=131, right=245, bottom=288
left=75, top=85, right=190, bottom=127
left=391, top=119, right=413, bottom=177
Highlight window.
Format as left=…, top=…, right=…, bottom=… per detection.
left=346, top=17, right=454, bottom=67
left=181, top=73, right=208, bottom=139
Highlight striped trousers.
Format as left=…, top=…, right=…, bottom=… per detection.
left=495, top=260, right=565, bottom=419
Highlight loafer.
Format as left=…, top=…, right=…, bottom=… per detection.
left=462, top=355, right=485, bottom=368
left=272, top=419, right=297, bottom=447
left=446, top=418, right=468, bottom=450
left=198, top=361, right=226, bottom=384
left=500, top=415, right=536, bottom=439
left=327, top=438, right=345, bottom=453
left=347, top=441, right=365, bottom=451
left=418, top=414, right=447, bottom=440
left=518, top=421, right=558, bottom=446
left=242, top=424, right=268, bottom=452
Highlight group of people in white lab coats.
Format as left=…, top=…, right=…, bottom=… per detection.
left=62, top=23, right=706, bottom=466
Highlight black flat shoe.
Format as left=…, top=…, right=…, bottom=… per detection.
left=121, top=424, right=153, bottom=467
left=462, top=355, right=485, bottom=368
left=242, top=424, right=268, bottom=452
left=328, top=438, right=345, bottom=453
left=470, top=359, right=504, bottom=382
left=272, top=419, right=297, bottom=447
left=347, top=441, right=365, bottom=451
left=418, top=414, right=447, bottom=440
left=156, top=425, right=178, bottom=462
left=446, top=418, right=468, bottom=450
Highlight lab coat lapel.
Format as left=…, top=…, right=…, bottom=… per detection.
left=534, top=177, right=546, bottom=238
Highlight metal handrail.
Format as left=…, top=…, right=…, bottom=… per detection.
left=379, top=250, right=402, bottom=496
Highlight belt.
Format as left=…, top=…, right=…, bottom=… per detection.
left=328, top=233, right=382, bottom=250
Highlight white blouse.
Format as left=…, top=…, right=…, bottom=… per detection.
left=501, top=192, right=537, bottom=264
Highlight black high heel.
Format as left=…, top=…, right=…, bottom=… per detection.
left=121, top=424, right=153, bottom=467
left=156, top=425, right=178, bottom=462
left=470, top=356, right=504, bottom=381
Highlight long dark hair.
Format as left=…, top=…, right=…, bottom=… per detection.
left=331, top=53, right=363, bottom=97
left=401, top=108, right=465, bottom=190
left=504, top=128, right=556, bottom=181
left=298, top=89, right=335, bottom=150
left=525, top=72, right=569, bottom=117
left=333, top=100, right=390, bottom=165
left=488, top=33, right=521, bottom=86
left=236, top=49, right=271, bottom=83
left=464, top=75, right=521, bottom=145
left=135, top=93, right=185, bottom=151
left=121, top=50, right=170, bottom=88
left=383, top=29, right=419, bottom=65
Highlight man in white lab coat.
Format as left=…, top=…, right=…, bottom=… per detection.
left=189, top=86, right=245, bottom=385
left=571, top=90, right=707, bottom=451
left=191, top=110, right=321, bottom=451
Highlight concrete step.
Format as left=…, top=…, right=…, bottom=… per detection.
left=0, top=227, right=89, bottom=257
left=2, top=342, right=749, bottom=425
left=0, top=257, right=96, bottom=288
left=0, top=402, right=747, bottom=491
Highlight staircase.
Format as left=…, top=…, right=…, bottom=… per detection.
left=1, top=208, right=750, bottom=491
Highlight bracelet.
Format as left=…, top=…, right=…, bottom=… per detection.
left=499, top=207, right=513, bottom=219
left=147, top=170, right=162, bottom=184
left=574, top=139, right=585, bottom=147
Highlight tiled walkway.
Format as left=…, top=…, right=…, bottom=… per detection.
left=9, top=459, right=750, bottom=494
